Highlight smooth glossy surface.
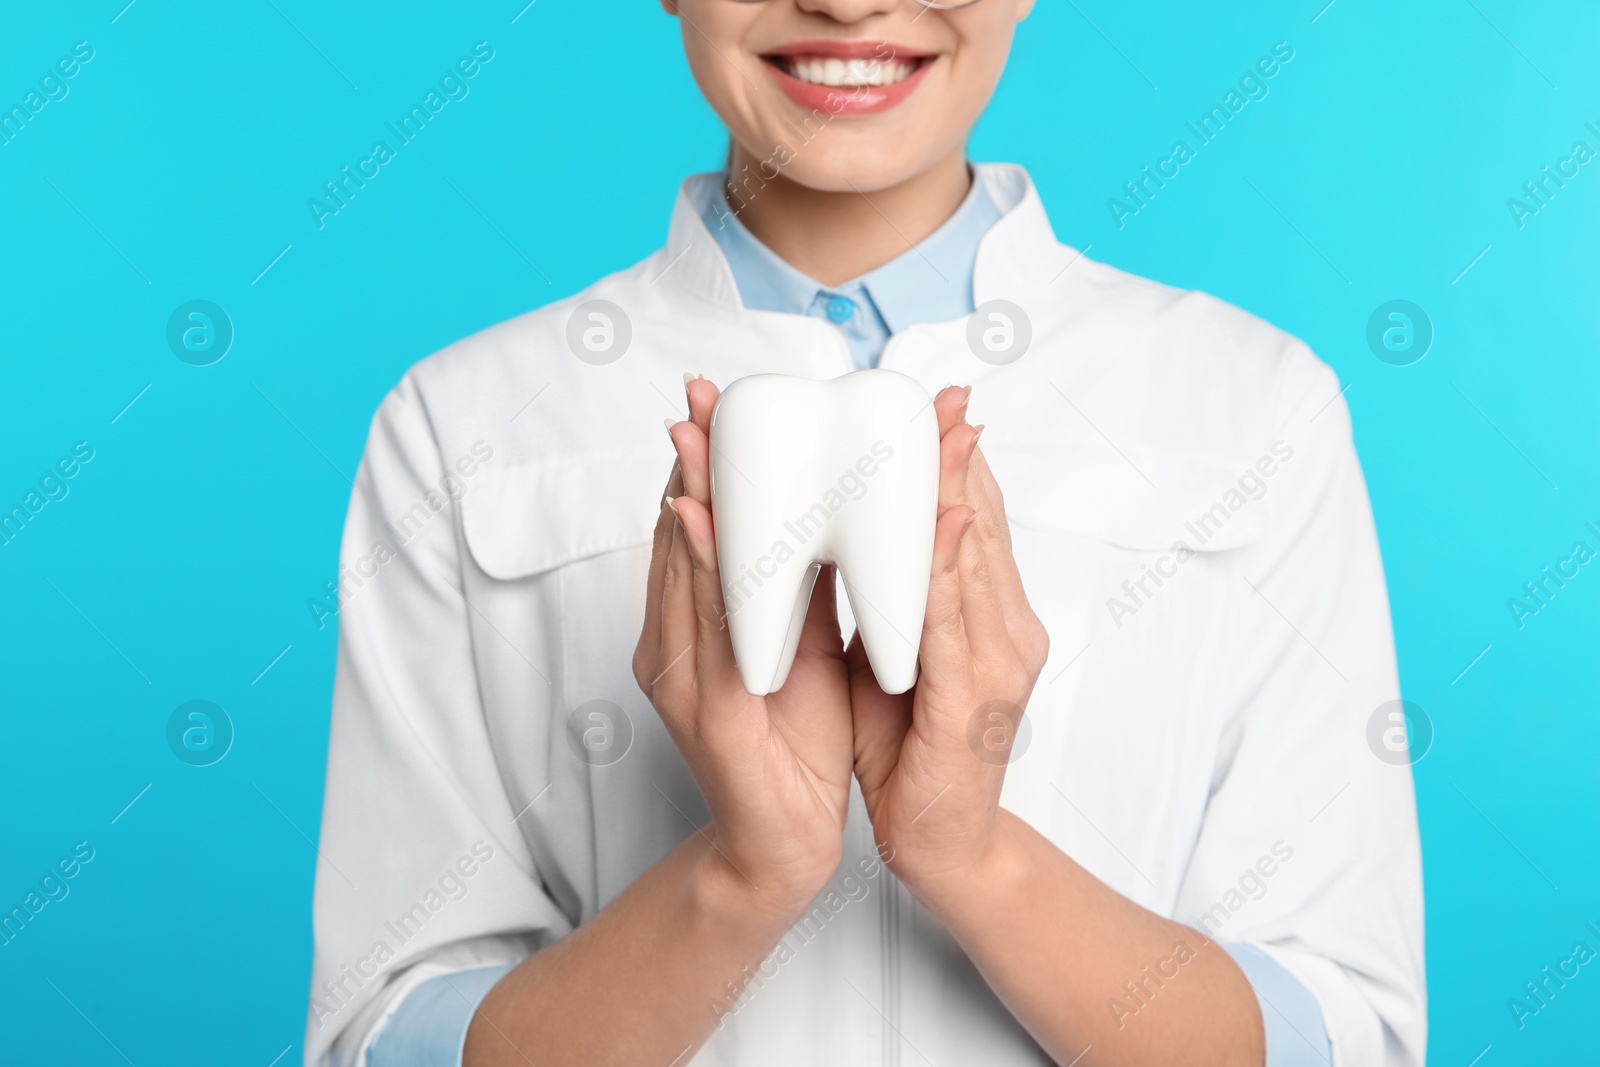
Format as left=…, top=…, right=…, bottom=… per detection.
left=710, top=370, right=940, bottom=696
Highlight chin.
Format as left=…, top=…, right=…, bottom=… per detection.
left=767, top=137, right=954, bottom=195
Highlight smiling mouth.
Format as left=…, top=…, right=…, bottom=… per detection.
left=764, top=54, right=925, bottom=89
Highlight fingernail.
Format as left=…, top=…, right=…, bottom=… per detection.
left=972, top=423, right=986, bottom=442
left=683, top=372, right=702, bottom=385
left=961, top=385, right=973, bottom=399
left=664, top=418, right=679, bottom=432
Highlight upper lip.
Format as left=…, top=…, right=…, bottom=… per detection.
left=761, top=39, right=933, bottom=61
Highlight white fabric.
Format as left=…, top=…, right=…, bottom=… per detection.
left=306, top=163, right=1426, bottom=1067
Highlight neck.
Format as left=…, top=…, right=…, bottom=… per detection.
left=722, top=147, right=972, bottom=287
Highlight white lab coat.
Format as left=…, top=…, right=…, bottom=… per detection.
left=306, top=165, right=1425, bottom=1067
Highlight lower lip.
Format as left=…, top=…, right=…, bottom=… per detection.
left=763, top=58, right=932, bottom=116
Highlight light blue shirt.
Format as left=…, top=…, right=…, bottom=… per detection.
left=366, top=169, right=1334, bottom=1067
left=367, top=964, right=514, bottom=1064
left=695, top=167, right=1003, bottom=369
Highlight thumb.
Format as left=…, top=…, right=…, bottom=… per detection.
left=917, top=504, right=976, bottom=692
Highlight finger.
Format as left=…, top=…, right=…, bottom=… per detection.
left=844, top=628, right=913, bottom=808
left=660, top=459, right=684, bottom=507
left=668, top=494, right=742, bottom=690
left=638, top=462, right=685, bottom=669
left=955, top=505, right=1014, bottom=666
left=967, top=441, right=1012, bottom=551
left=638, top=497, right=675, bottom=651
left=966, top=442, right=1038, bottom=631
left=938, top=422, right=981, bottom=516
left=686, top=376, right=721, bottom=436
left=656, top=503, right=700, bottom=701
left=667, top=420, right=713, bottom=508
left=933, top=384, right=971, bottom=439
left=917, top=504, right=977, bottom=692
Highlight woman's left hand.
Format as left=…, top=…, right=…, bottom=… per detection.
left=847, top=386, right=1051, bottom=900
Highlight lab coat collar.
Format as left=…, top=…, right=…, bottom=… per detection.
left=655, top=163, right=1078, bottom=315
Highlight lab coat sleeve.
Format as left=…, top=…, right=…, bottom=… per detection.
left=1172, top=347, right=1426, bottom=1067
left=305, top=375, right=570, bottom=1067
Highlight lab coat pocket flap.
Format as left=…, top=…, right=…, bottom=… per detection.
left=461, top=447, right=667, bottom=580
left=991, top=441, right=1272, bottom=553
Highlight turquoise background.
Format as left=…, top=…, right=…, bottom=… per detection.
left=2, top=0, right=1596, bottom=1062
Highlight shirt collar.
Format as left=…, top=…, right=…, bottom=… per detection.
left=857, top=176, right=1003, bottom=334
left=694, top=180, right=827, bottom=321
left=656, top=164, right=1079, bottom=315
left=687, top=167, right=1003, bottom=331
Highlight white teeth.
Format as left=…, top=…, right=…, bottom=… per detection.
left=782, top=56, right=917, bottom=88
left=710, top=371, right=939, bottom=697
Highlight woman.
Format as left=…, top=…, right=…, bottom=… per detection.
left=308, top=1, right=1425, bottom=1065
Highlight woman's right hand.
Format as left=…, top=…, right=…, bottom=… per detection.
left=633, top=376, right=855, bottom=920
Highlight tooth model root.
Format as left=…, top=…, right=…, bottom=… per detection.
left=710, top=371, right=940, bottom=697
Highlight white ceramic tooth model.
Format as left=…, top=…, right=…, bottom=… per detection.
left=709, top=370, right=940, bottom=696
